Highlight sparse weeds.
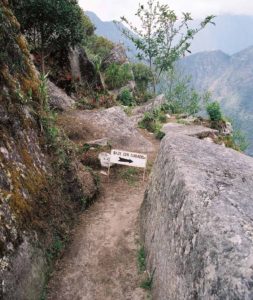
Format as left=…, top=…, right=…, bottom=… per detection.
left=137, top=246, right=146, bottom=272
left=137, top=245, right=154, bottom=292
left=123, top=105, right=134, bottom=116
left=120, top=167, right=140, bottom=185
left=140, top=276, right=153, bottom=291
left=139, top=109, right=166, bottom=140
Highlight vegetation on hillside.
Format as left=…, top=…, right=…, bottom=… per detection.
left=10, top=0, right=92, bottom=73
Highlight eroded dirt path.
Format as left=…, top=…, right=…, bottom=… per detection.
left=47, top=134, right=159, bottom=300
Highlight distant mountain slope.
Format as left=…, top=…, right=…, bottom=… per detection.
left=85, top=11, right=137, bottom=58
left=178, top=47, right=253, bottom=156
left=191, top=15, right=253, bottom=55
left=86, top=12, right=253, bottom=55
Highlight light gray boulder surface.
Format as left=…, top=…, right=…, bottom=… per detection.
left=130, top=94, right=167, bottom=125
left=162, top=123, right=218, bottom=138
left=47, top=80, right=75, bottom=111
left=140, top=133, right=253, bottom=300
left=132, top=94, right=167, bottom=115
left=58, top=107, right=154, bottom=153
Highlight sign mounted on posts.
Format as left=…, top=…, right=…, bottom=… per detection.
left=110, top=149, right=147, bottom=168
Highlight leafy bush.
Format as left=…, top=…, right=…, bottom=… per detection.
left=137, top=246, right=146, bottom=272
left=162, top=71, right=203, bottom=115
left=132, top=63, right=153, bottom=97
left=138, top=109, right=166, bottom=140
left=86, top=35, right=114, bottom=62
left=118, top=89, right=135, bottom=106
left=232, top=129, right=249, bottom=152
left=105, top=63, right=133, bottom=90
left=206, top=101, right=223, bottom=121
left=139, top=112, right=157, bottom=132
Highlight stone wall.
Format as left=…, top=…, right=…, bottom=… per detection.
left=140, top=133, right=253, bottom=299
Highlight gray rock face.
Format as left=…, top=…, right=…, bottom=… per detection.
left=2, top=238, right=46, bottom=300
left=140, top=133, right=253, bottom=299
left=58, top=107, right=154, bottom=153
left=130, top=94, right=167, bottom=125
left=69, top=47, right=104, bottom=90
left=162, top=123, right=218, bottom=138
left=103, top=44, right=128, bottom=66
left=47, top=80, right=75, bottom=111
left=132, top=94, right=167, bottom=115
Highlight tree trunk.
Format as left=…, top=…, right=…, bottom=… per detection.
left=149, top=57, right=156, bottom=95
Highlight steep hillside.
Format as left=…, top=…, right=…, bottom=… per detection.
left=178, top=48, right=253, bottom=156
left=0, top=2, right=98, bottom=299
left=191, top=14, right=253, bottom=54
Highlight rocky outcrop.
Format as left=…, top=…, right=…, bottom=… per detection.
left=69, top=47, right=104, bottom=89
left=140, top=133, right=253, bottom=299
left=130, top=94, right=167, bottom=125
left=162, top=123, right=218, bottom=138
left=58, top=107, right=154, bottom=153
left=47, top=80, right=75, bottom=111
left=132, top=94, right=166, bottom=115
left=103, top=44, right=128, bottom=66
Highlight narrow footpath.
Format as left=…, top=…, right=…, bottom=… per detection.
left=46, top=134, right=159, bottom=300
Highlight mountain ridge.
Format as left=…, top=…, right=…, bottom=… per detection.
left=178, top=47, right=253, bottom=155
left=86, top=11, right=253, bottom=55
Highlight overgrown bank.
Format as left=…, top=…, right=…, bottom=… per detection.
left=0, top=2, right=99, bottom=299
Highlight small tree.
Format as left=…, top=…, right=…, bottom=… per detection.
left=10, top=0, right=92, bottom=73
left=118, top=0, right=215, bottom=93
left=132, top=63, right=153, bottom=96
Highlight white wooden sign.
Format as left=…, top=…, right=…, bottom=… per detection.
left=110, top=149, right=147, bottom=168
left=98, top=152, right=112, bottom=168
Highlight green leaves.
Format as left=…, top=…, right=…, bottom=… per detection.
left=206, top=101, right=223, bottom=121
left=119, top=0, right=215, bottom=93
left=10, top=0, right=89, bottom=70
left=104, top=63, right=133, bottom=90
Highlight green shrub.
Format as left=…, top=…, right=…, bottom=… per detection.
left=139, top=109, right=166, bottom=140
left=206, top=101, right=222, bottom=121
left=118, top=89, right=135, bottom=106
left=163, top=71, right=202, bottom=115
left=139, top=112, right=157, bottom=132
left=232, top=129, right=249, bottom=152
left=132, top=63, right=153, bottom=96
left=86, top=35, right=114, bottom=61
left=155, top=129, right=165, bottom=140
left=137, top=246, right=146, bottom=272
left=105, top=63, right=133, bottom=90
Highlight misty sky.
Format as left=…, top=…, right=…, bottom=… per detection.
left=79, top=0, right=253, bottom=22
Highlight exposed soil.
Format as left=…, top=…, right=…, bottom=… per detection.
left=46, top=131, right=159, bottom=300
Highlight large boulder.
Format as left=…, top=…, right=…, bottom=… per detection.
left=130, top=94, right=167, bottom=125
left=140, top=133, right=253, bottom=299
left=58, top=107, right=154, bottom=153
left=162, top=122, right=218, bottom=138
left=47, top=80, right=75, bottom=111
left=69, top=47, right=104, bottom=90
left=103, top=44, right=128, bottom=66
left=132, top=94, right=167, bottom=115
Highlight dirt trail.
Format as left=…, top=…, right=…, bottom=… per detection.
left=47, top=134, right=159, bottom=300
